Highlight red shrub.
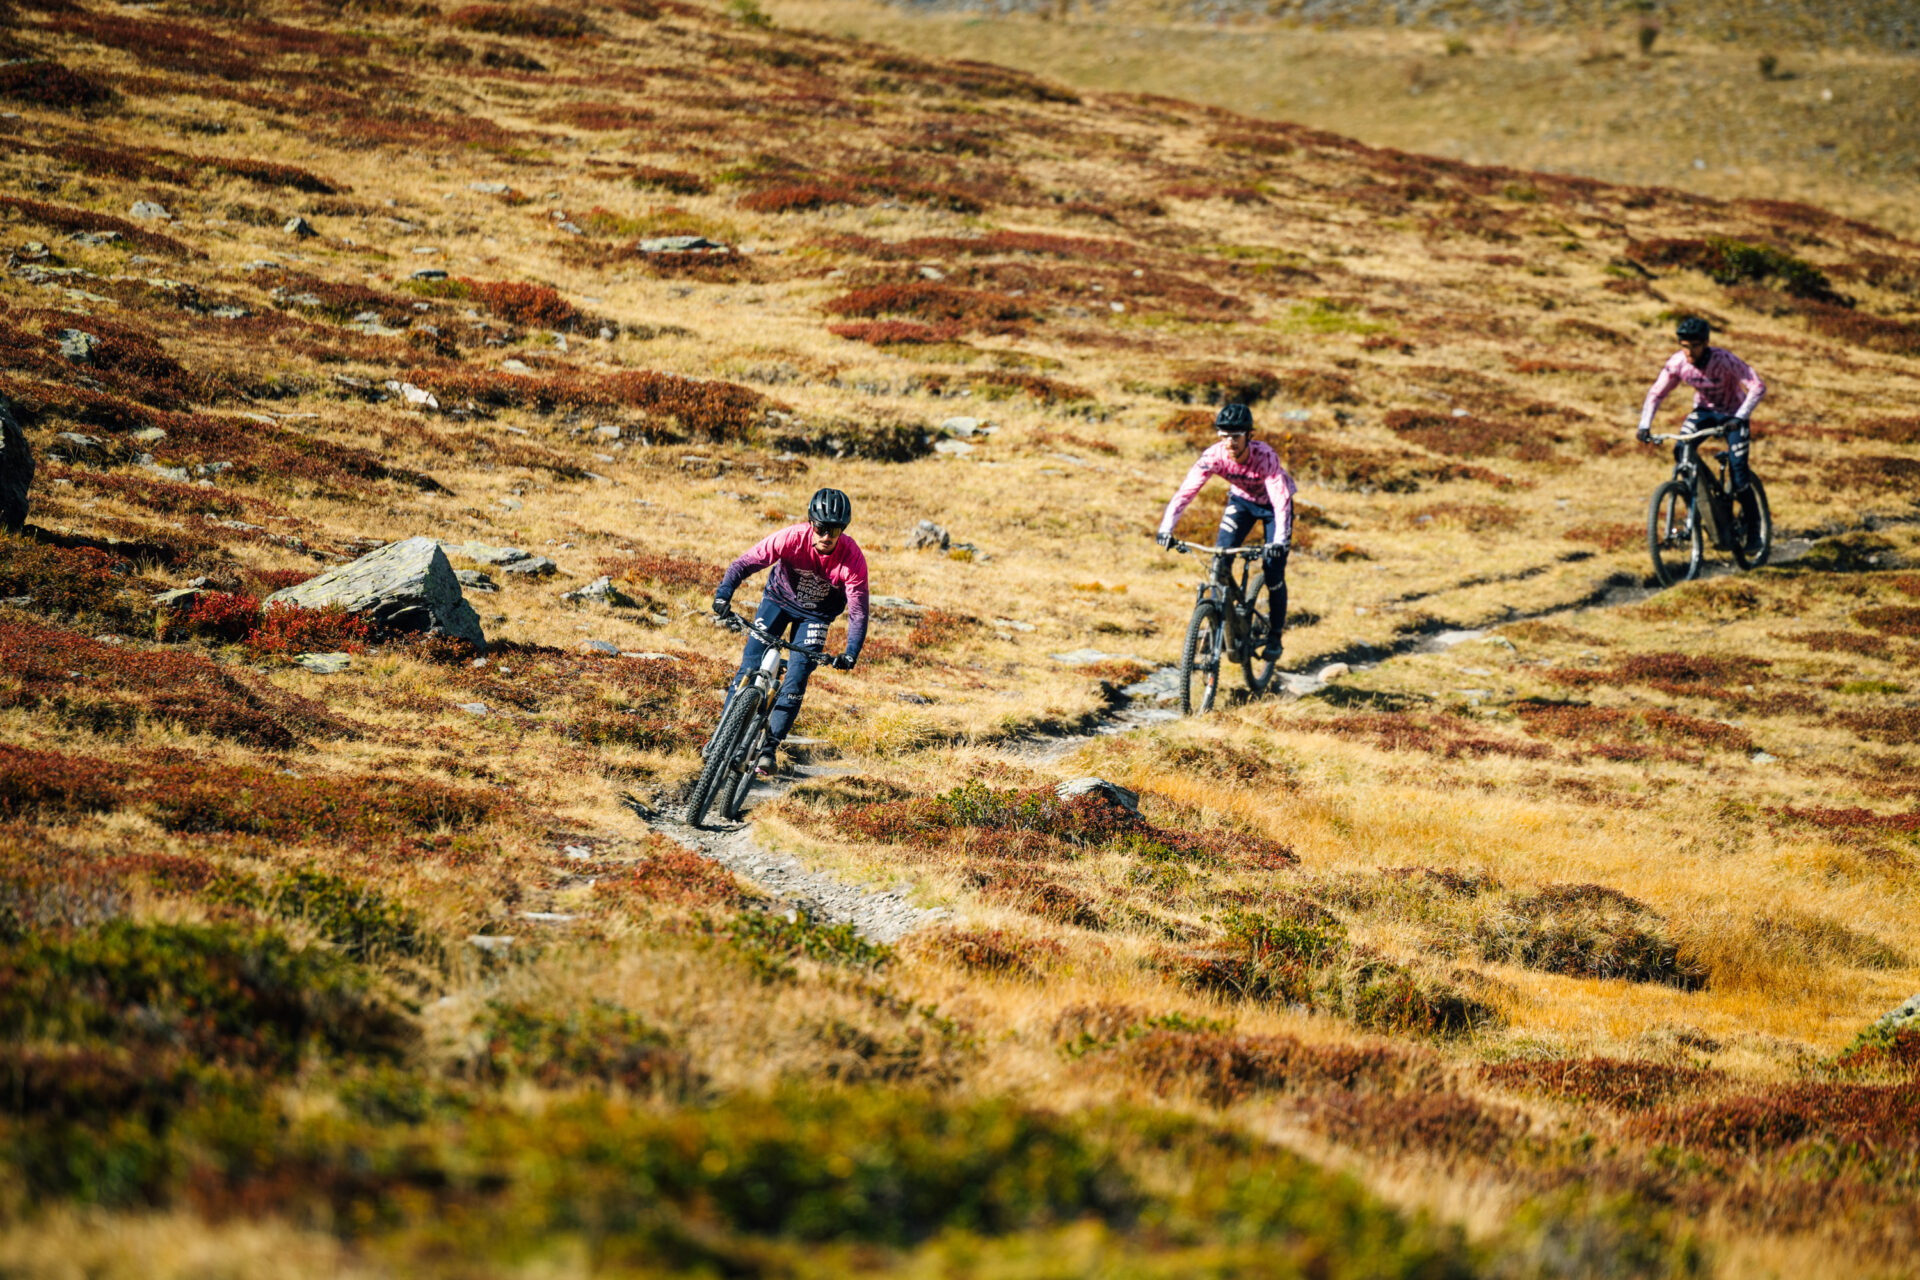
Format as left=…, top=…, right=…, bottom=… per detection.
left=0, top=744, right=126, bottom=819
left=542, top=102, right=651, bottom=131
left=0, top=536, right=130, bottom=620
left=1855, top=606, right=1920, bottom=638
left=1162, top=183, right=1265, bottom=205
left=402, top=367, right=765, bottom=440
left=1829, top=455, right=1920, bottom=490
left=828, top=321, right=962, bottom=345
left=0, top=196, right=189, bottom=258
left=197, top=154, right=342, bottom=194
left=598, top=551, right=722, bottom=593
left=143, top=761, right=498, bottom=845
left=1834, top=709, right=1920, bottom=745
left=1479, top=1056, right=1717, bottom=1110
left=1562, top=522, right=1640, bottom=552
left=0, top=61, right=113, bottom=110
left=921, top=927, right=1063, bottom=978
left=627, top=165, right=709, bottom=196
left=1311, top=1088, right=1526, bottom=1155
left=0, top=617, right=343, bottom=747
left=1516, top=703, right=1755, bottom=755
left=1834, top=1028, right=1920, bottom=1077
left=1638, top=1082, right=1920, bottom=1153
left=1778, top=629, right=1883, bottom=657
left=739, top=183, right=872, bottom=214
left=1163, top=363, right=1281, bottom=405
left=1115, top=1030, right=1407, bottom=1106
left=1851, top=416, right=1920, bottom=446
left=967, top=863, right=1103, bottom=929
left=594, top=842, right=743, bottom=908
left=246, top=602, right=371, bottom=656
left=1288, top=711, right=1550, bottom=761
left=463, top=278, right=589, bottom=331
left=179, top=591, right=262, bottom=643
left=1386, top=408, right=1559, bottom=462
left=447, top=4, right=600, bottom=37
left=822, top=283, right=1032, bottom=325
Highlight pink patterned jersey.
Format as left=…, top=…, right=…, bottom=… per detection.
left=716, top=524, right=871, bottom=658
left=1157, top=440, right=1297, bottom=545
left=1638, top=347, right=1766, bottom=433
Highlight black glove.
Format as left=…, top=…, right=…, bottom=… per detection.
left=1635, top=427, right=1653, bottom=444
left=1263, top=543, right=1289, bottom=569
left=1156, top=531, right=1174, bottom=550
left=831, top=653, right=856, bottom=671
left=712, top=595, right=733, bottom=618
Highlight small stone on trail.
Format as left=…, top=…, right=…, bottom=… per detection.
left=295, top=652, right=353, bottom=674
left=1055, top=777, right=1140, bottom=814
left=1318, top=662, right=1351, bottom=680
left=562, top=575, right=638, bottom=607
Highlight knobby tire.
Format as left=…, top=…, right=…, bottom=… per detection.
left=687, top=684, right=760, bottom=827
left=721, top=709, right=769, bottom=821
left=1647, top=480, right=1702, bottom=588
left=1180, top=602, right=1223, bottom=716
left=1239, top=575, right=1276, bottom=695
left=1729, top=475, right=1772, bottom=570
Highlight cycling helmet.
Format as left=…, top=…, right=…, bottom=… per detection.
left=808, top=487, right=853, bottom=528
left=1675, top=316, right=1711, bottom=343
left=1214, top=403, right=1254, bottom=433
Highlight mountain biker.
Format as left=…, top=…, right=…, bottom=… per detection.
left=711, top=488, right=868, bottom=776
left=1636, top=316, right=1766, bottom=494
left=1154, top=402, right=1296, bottom=661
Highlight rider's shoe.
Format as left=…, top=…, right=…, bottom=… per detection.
left=754, top=750, right=777, bottom=778
left=1260, top=637, right=1283, bottom=662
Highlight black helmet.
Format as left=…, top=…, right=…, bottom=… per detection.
left=808, top=487, right=852, bottom=528
left=1675, top=316, right=1711, bottom=343
left=1214, top=403, right=1254, bottom=433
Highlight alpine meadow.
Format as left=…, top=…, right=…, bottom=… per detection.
left=0, top=0, right=1918, bottom=1274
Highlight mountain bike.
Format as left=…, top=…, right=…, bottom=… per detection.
left=685, top=616, right=819, bottom=827
left=1645, top=423, right=1771, bottom=587
left=1164, top=540, right=1276, bottom=715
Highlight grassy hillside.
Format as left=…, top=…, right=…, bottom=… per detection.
left=2, top=0, right=1920, bottom=1273
left=774, top=0, right=1920, bottom=237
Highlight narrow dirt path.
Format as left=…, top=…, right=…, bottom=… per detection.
left=640, top=760, right=946, bottom=944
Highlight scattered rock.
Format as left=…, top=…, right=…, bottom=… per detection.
left=939, top=416, right=990, bottom=437
left=500, top=358, right=533, bottom=373
left=55, top=329, right=97, bottom=362
left=906, top=520, right=950, bottom=551
left=933, top=439, right=974, bottom=456
left=443, top=542, right=530, bottom=566
left=992, top=617, right=1036, bottom=632
left=498, top=556, right=558, bottom=578
left=283, top=216, right=317, bottom=239
left=637, top=235, right=724, bottom=253
left=455, top=568, right=498, bottom=594
left=520, top=911, right=578, bottom=923
left=384, top=381, right=438, bottom=410
left=411, top=267, right=448, bottom=280
left=897, top=692, right=932, bottom=705
left=1872, top=993, right=1920, bottom=1034
left=151, top=586, right=205, bottom=610
left=1055, top=777, right=1140, bottom=814
left=69, top=231, right=123, bottom=247
left=2, top=401, right=32, bottom=529
left=562, top=575, right=638, bottom=607
left=468, top=181, right=510, bottom=194
left=466, top=934, right=514, bottom=954
left=266, top=536, right=485, bottom=647
left=458, top=701, right=489, bottom=716
left=294, top=652, right=353, bottom=674
left=53, top=432, right=109, bottom=463
left=563, top=845, right=593, bottom=860
left=128, top=201, right=169, bottom=221
left=132, top=426, right=167, bottom=443
left=1751, top=751, right=1779, bottom=765
left=621, top=651, right=680, bottom=661
left=1317, top=662, right=1351, bottom=681
left=579, top=639, right=619, bottom=655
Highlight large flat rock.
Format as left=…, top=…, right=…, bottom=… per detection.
left=267, top=536, right=484, bottom=647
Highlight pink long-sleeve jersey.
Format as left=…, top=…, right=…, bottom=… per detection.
left=1638, top=347, right=1766, bottom=433
left=1157, top=440, right=1297, bottom=546
left=716, top=523, right=871, bottom=658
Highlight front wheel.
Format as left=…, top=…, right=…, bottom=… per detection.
left=1647, top=480, right=1702, bottom=588
left=1728, top=475, right=1772, bottom=570
left=720, top=711, right=769, bottom=821
left=1180, top=602, right=1223, bottom=716
left=687, top=684, right=760, bottom=827
left=1239, top=576, right=1276, bottom=696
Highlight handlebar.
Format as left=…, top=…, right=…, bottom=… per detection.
left=1647, top=427, right=1727, bottom=445
left=1164, top=539, right=1264, bottom=559
left=726, top=615, right=823, bottom=665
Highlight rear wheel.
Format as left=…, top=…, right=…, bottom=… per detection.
left=1728, top=475, right=1772, bottom=570
left=1647, top=480, right=1702, bottom=588
left=1179, top=602, right=1223, bottom=716
left=1239, top=575, right=1276, bottom=695
left=687, top=684, right=760, bottom=827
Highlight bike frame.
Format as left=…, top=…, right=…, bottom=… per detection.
left=708, top=618, right=814, bottom=763
left=1170, top=539, right=1262, bottom=659
left=1653, top=427, right=1738, bottom=552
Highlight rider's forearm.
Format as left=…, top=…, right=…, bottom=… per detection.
left=1157, top=462, right=1208, bottom=535
left=844, top=586, right=869, bottom=660
left=1734, top=382, right=1764, bottom=420
left=1265, top=471, right=1297, bottom=545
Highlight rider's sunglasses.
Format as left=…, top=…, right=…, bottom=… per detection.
left=1217, top=431, right=1249, bottom=443
left=811, top=521, right=846, bottom=537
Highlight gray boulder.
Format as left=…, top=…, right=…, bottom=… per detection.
left=57, top=329, right=98, bottom=362
left=283, top=216, right=317, bottom=239
left=906, top=519, right=950, bottom=551
left=561, top=575, right=637, bottom=607
left=266, top=536, right=484, bottom=647
left=499, top=555, right=558, bottom=577
left=0, top=396, right=30, bottom=533
left=1055, top=777, right=1139, bottom=814
left=1872, top=993, right=1920, bottom=1034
